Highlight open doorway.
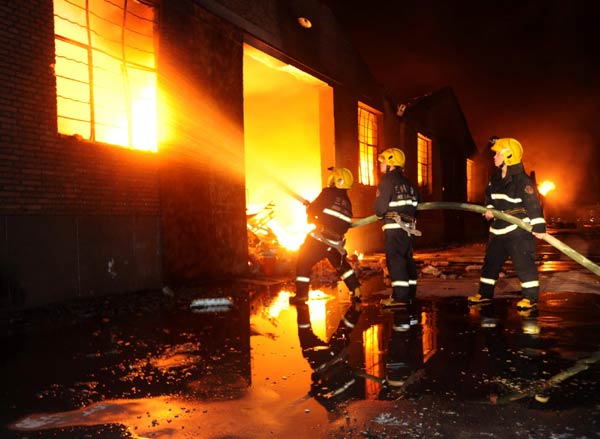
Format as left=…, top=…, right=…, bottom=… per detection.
left=243, top=44, right=334, bottom=252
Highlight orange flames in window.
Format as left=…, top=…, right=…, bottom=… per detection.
left=53, top=0, right=157, bottom=152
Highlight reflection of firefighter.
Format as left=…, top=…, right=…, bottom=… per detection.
left=291, top=167, right=361, bottom=305
left=473, top=302, right=544, bottom=403
left=296, top=303, right=363, bottom=411
left=374, top=148, right=421, bottom=308
left=468, top=137, right=547, bottom=310
left=383, top=307, right=424, bottom=393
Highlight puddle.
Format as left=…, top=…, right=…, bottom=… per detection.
left=3, top=282, right=599, bottom=438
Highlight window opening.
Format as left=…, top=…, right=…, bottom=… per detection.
left=358, top=103, right=380, bottom=186
left=53, top=0, right=158, bottom=152
left=417, top=133, right=432, bottom=194
left=466, top=158, right=475, bottom=202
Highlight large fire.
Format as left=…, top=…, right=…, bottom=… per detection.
left=538, top=180, right=556, bottom=196
left=244, top=44, right=332, bottom=252
left=247, top=201, right=314, bottom=251
left=53, top=0, right=158, bottom=152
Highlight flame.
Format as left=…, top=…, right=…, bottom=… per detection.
left=244, top=43, right=333, bottom=253
left=268, top=289, right=330, bottom=340
left=53, top=0, right=158, bottom=152
left=363, top=324, right=384, bottom=399
left=538, top=180, right=556, bottom=196
left=247, top=202, right=315, bottom=251
left=265, top=216, right=314, bottom=251
left=267, top=290, right=293, bottom=319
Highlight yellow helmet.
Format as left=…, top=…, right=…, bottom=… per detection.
left=327, top=167, right=353, bottom=189
left=378, top=148, right=406, bottom=168
left=491, top=137, right=523, bottom=166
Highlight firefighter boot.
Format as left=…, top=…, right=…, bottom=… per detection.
left=516, top=298, right=537, bottom=310
left=467, top=293, right=492, bottom=305
left=385, top=362, right=409, bottom=388
left=381, top=297, right=408, bottom=308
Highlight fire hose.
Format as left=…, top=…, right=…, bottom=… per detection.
left=351, top=201, right=600, bottom=278
left=494, top=349, right=600, bottom=404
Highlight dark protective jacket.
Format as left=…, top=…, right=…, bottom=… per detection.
left=374, top=168, right=420, bottom=225
left=485, top=163, right=546, bottom=235
left=307, top=187, right=353, bottom=239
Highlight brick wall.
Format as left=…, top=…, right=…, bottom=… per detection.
left=158, top=0, right=248, bottom=284
left=0, top=1, right=160, bottom=217
left=0, top=1, right=161, bottom=308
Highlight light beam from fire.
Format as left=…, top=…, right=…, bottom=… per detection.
left=55, top=1, right=336, bottom=253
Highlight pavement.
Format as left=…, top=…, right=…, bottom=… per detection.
left=2, top=238, right=600, bottom=439
left=366, top=241, right=600, bottom=297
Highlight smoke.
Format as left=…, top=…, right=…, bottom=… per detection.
left=325, top=0, right=600, bottom=213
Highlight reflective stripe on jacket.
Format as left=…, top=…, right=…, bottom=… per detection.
left=485, top=163, right=546, bottom=235
left=374, top=168, right=420, bottom=226
left=306, top=187, right=353, bottom=237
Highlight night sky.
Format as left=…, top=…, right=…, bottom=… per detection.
left=324, top=0, right=600, bottom=206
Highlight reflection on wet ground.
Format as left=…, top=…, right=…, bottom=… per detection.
left=3, top=277, right=600, bottom=438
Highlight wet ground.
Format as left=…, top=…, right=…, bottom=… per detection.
left=2, top=231, right=600, bottom=439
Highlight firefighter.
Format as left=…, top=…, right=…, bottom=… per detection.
left=374, top=148, right=421, bottom=308
left=468, top=137, right=547, bottom=310
left=383, top=307, right=423, bottom=393
left=295, top=302, right=362, bottom=411
left=291, top=167, right=362, bottom=305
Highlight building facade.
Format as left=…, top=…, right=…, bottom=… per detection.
left=1, top=0, right=477, bottom=309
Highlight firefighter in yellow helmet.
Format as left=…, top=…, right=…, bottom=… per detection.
left=291, top=167, right=362, bottom=305
left=374, top=148, right=421, bottom=308
left=468, top=137, right=547, bottom=311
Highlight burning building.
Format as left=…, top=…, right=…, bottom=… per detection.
left=392, top=87, right=480, bottom=246
left=1, top=0, right=477, bottom=309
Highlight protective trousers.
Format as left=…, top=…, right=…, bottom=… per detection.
left=386, top=308, right=423, bottom=384
left=295, top=235, right=360, bottom=300
left=384, top=228, right=418, bottom=302
left=479, top=230, right=539, bottom=302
